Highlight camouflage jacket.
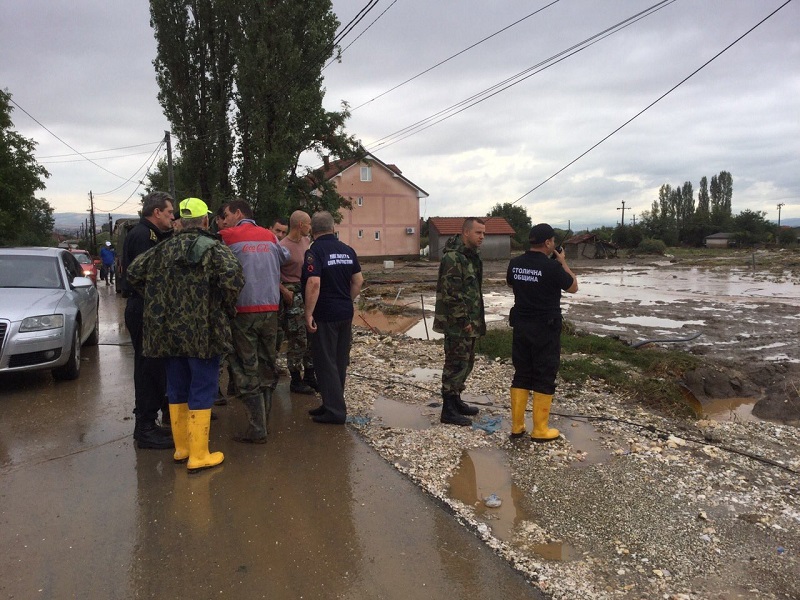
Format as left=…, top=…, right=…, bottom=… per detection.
left=127, top=229, right=244, bottom=359
left=433, top=234, right=486, bottom=337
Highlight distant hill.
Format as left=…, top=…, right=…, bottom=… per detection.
left=775, top=217, right=800, bottom=228
left=53, top=212, right=138, bottom=233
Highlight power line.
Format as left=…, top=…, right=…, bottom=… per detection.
left=93, top=141, right=165, bottom=198
left=93, top=143, right=167, bottom=213
left=37, top=141, right=163, bottom=159
left=7, top=97, right=129, bottom=181
left=350, top=0, right=562, bottom=112
left=511, top=0, right=794, bottom=205
left=367, top=0, right=676, bottom=151
left=325, top=0, right=399, bottom=70
left=40, top=148, right=161, bottom=165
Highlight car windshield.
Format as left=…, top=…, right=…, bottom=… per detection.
left=73, top=253, right=92, bottom=265
left=0, top=255, right=63, bottom=289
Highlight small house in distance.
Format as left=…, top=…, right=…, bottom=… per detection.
left=564, top=233, right=619, bottom=259
left=313, top=153, right=428, bottom=260
left=703, top=232, right=736, bottom=248
left=428, top=217, right=516, bottom=261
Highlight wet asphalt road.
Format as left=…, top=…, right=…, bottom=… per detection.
left=0, top=285, right=541, bottom=599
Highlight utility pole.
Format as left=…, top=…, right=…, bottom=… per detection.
left=88, top=191, right=97, bottom=254
left=631, top=214, right=637, bottom=226
left=164, top=130, right=176, bottom=201
left=616, top=200, right=626, bottom=226
left=777, top=203, right=785, bottom=227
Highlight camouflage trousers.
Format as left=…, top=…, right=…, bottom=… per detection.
left=229, top=311, right=278, bottom=397
left=441, top=334, right=477, bottom=396
left=281, top=283, right=313, bottom=373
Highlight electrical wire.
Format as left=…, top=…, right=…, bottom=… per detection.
left=93, top=141, right=165, bottom=197
left=7, top=97, right=129, bottom=181
left=37, top=141, right=163, bottom=159
left=40, top=148, right=161, bottom=165
left=511, top=0, right=795, bottom=205
left=350, top=0, right=561, bottom=112
left=367, top=0, right=676, bottom=151
left=93, top=143, right=166, bottom=213
left=324, top=0, right=399, bottom=70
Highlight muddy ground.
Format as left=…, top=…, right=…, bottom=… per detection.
left=360, top=248, right=800, bottom=423
left=346, top=248, right=799, bottom=598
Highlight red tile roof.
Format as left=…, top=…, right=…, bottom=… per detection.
left=429, top=217, right=516, bottom=236
left=313, top=154, right=426, bottom=196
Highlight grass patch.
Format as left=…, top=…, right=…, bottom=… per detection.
left=477, top=325, right=699, bottom=418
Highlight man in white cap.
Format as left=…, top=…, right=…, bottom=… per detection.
left=100, top=240, right=116, bottom=285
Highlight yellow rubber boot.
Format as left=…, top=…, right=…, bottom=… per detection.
left=169, top=403, right=190, bottom=463
left=531, top=392, right=560, bottom=443
left=187, top=409, right=224, bottom=473
left=509, top=387, right=529, bottom=438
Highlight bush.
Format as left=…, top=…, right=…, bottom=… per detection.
left=636, top=238, right=667, bottom=255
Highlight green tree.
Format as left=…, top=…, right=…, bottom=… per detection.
left=487, top=202, right=531, bottom=244
left=696, top=176, right=710, bottom=222
left=0, top=90, right=54, bottom=246
left=149, top=0, right=361, bottom=223
left=731, top=209, right=773, bottom=246
left=709, top=170, right=733, bottom=227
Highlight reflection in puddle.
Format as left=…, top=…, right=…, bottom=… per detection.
left=354, top=309, right=418, bottom=335
left=448, top=448, right=577, bottom=560
left=701, top=397, right=760, bottom=423
left=406, top=367, right=441, bottom=383
left=405, top=316, right=441, bottom=340
left=372, top=396, right=433, bottom=430
left=448, top=448, right=528, bottom=543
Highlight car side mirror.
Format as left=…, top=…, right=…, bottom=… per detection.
left=72, top=276, right=94, bottom=288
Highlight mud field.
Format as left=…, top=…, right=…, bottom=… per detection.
left=361, top=248, right=800, bottom=422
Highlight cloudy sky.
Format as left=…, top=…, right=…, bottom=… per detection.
left=2, top=0, right=798, bottom=230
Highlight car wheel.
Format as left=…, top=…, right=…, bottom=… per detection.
left=85, top=305, right=100, bottom=346
left=53, top=325, right=81, bottom=381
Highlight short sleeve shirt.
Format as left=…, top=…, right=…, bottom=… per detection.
left=301, top=234, right=362, bottom=322
left=506, top=251, right=574, bottom=320
left=279, top=235, right=310, bottom=283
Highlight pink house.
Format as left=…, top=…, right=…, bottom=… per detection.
left=316, top=153, right=428, bottom=259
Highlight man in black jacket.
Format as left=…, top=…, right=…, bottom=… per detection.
left=121, top=191, right=175, bottom=449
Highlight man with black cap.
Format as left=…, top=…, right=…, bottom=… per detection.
left=506, top=223, right=578, bottom=442
left=121, top=190, right=175, bottom=449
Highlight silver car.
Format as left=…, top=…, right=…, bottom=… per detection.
left=0, top=247, right=99, bottom=380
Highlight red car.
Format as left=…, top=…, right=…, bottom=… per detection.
left=69, top=249, right=98, bottom=285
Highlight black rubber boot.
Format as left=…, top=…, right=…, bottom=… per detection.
left=454, top=394, right=479, bottom=416
left=134, top=420, right=175, bottom=449
left=440, top=394, right=472, bottom=426
left=233, top=393, right=267, bottom=444
left=289, top=370, right=315, bottom=395
left=303, top=367, right=319, bottom=392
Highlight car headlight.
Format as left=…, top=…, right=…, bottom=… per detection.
left=20, top=314, right=65, bottom=332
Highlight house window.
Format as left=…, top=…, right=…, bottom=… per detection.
left=360, top=166, right=371, bottom=182
left=334, top=231, right=339, bottom=239
left=358, top=230, right=363, bottom=239
left=356, top=196, right=363, bottom=206
left=374, top=231, right=380, bottom=241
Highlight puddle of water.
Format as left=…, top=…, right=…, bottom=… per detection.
left=447, top=447, right=577, bottom=560
left=405, top=316, right=442, bottom=340
left=559, top=420, right=612, bottom=466
left=354, top=309, right=418, bottom=335
left=701, top=397, right=760, bottom=423
left=610, top=315, right=705, bottom=329
left=447, top=447, right=529, bottom=543
left=372, top=396, right=433, bottom=430
left=406, top=367, right=441, bottom=383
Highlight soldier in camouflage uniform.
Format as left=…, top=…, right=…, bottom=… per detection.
left=127, top=197, right=244, bottom=473
left=433, top=217, right=487, bottom=426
